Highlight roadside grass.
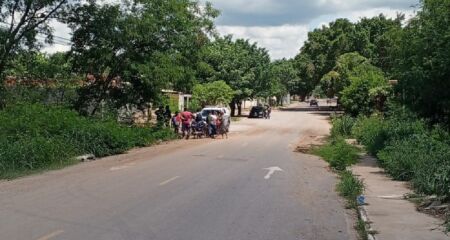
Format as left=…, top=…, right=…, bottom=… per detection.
left=309, top=128, right=367, bottom=239
left=0, top=158, right=79, bottom=180
left=311, top=139, right=367, bottom=240
left=355, top=219, right=369, bottom=240
left=337, top=170, right=364, bottom=209
left=311, top=137, right=360, bottom=171
left=0, top=103, right=177, bottom=180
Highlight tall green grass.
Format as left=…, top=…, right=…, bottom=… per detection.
left=337, top=170, right=364, bottom=208
left=312, top=138, right=360, bottom=171
left=330, top=115, right=356, bottom=138
left=0, top=104, right=176, bottom=179
left=332, top=112, right=450, bottom=199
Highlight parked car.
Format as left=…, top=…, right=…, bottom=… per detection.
left=248, top=106, right=265, bottom=118
left=200, top=106, right=231, bottom=132
left=310, top=99, right=318, bottom=107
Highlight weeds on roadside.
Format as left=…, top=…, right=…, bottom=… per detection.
left=0, top=104, right=177, bottom=179
left=337, top=170, right=364, bottom=209
left=312, top=138, right=360, bottom=171
left=355, top=219, right=369, bottom=240
left=331, top=115, right=355, bottom=138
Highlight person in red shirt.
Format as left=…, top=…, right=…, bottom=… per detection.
left=171, top=111, right=181, bottom=134
left=180, top=108, right=193, bottom=139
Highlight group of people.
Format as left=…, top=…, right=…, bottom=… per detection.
left=155, top=106, right=227, bottom=139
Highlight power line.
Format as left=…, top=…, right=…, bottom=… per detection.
left=0, top=21, right=72, bottom=44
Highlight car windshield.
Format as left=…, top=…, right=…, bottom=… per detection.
left=202, top=110, right=217, bottom=117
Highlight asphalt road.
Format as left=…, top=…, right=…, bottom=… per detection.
left=0, top=109, right=356, bottom=240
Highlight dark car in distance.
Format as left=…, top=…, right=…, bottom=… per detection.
left=310, top=99, right=318, bottom=107
left=248, top=106, right=265, bottom=118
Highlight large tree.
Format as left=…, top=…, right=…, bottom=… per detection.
left=320, top=52, right=372, bottom=98
left=199, top=36, right=271, bottom=116
left=65, top=0, right=218, bottom=116
left=191, top=80, right=234, bottom=107
left=0, top=0, right=72, bottom=77
left=391, top=0, right=450, bottom=127
left=340, top=63, right=388, bottom=116
left=266, top=59, right=295, bottom=105
left=293, top=15, right=403, bottom=99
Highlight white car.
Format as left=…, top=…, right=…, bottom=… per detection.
left=200, top=106, right=231, bottom=132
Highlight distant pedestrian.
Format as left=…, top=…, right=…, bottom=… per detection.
left=164, top=105, right=172, bottom=127
left=263, top=105, right=268, bottom=119
left=267, top=105, right=272, bottom=119
left=171, top=111, right=181, bottom=134
left=155, top=106, right=165, bottom=127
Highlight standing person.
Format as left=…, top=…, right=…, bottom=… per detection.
left=263, top=105, right=268, bottom=119
left=155, top=106, right=165, bottom=127
left=180, top=108, right=193, bottom=139
left=164, top=105, right=172, bottom=127
left=217, top=111, right=228, bottom=139
left=208, top=111, right=217, bottom=138
left=171, top=111, right=181, bottom=135
left=267, top=105, right=272, bottom=119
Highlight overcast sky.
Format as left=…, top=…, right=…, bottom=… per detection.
left=45, top=0, right=419, bottom=60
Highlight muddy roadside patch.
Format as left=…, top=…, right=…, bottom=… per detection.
left=295, top=135, right=328, bottom=153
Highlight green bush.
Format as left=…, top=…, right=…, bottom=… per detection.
left=384, top=117, right=426, bottom=142
left=377, top=135, right=426, bottom=180
left=378, top=135, right=450, bottom=198
left=313, top=138, right=360, bottom=171
left=411, top=139, right=450, bottom=198
left=0, top=104, right=176, bottom=179
left=352, top=115, right=387, bottom=155
left=331, top=115, right=356, bottom=138
left=352, top=114, right=426, bottom=156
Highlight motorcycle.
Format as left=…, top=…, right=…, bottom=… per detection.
left=191, top=120, right=208, bottom=139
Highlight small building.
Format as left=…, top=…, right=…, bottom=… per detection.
left=162, top=90, right=192, bottom=111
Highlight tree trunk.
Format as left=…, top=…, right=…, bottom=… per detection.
left=237, top=101, right=242, bottom=116
left=229, top=99, right=236, bottom=117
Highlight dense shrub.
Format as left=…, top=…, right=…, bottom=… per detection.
left=378, top=135, right=450, bottom=198
left=330, top=115, right=356, bottom=138
left=313, top=138, right=360, bottom=171
left=352, top=115, right=387, bottom=155
left=0, top=104, right=175, bottom=179
left=377, top=135, right=427, bottom=180
left=352, top=114, right=427, bottom=156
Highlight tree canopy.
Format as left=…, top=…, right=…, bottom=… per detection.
left=192, top=80, right=234, bottom=107
left=65, top=0, right=218, bottom=115
left=198, top=36, right=271, bottom=115
left=0, top=0, right=73, bottom=77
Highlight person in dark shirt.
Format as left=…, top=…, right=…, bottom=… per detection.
left=155, top=106, right=165, bottom=127
left=164, top=105, right=172, bottom=127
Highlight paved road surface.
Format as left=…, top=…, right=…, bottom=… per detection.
left=0, top=110, right=356, bottom=240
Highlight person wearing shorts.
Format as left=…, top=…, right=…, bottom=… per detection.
left=180, top=108, right=193, bottom=138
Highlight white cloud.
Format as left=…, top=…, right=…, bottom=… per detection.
left=41, top=1, right=419, bottom=60
left=217, top=25, right=309, bottom=60
left=217, top=7, right=416, bottom=60
left=314, top=7, right=416, bottom=25
left=41, top=21, right=71, bottom=54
